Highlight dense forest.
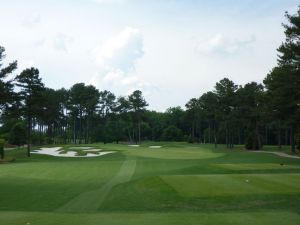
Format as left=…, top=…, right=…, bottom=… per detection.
left=0, top=8, right=300, bottom=157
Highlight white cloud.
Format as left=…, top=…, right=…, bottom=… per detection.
left=22, top=12, right=40, bottom=28
left=103, top=69, right=124, bottom=82
left=89, top=26, right=157, bottom=96
left=53, top=33, right=74, bottom=52
left=93, top=26, right=143, bottom=72
left=121, top=76, right=139, bottom=86
left=34, top=38, right=46, bottom=47
left=196, top=33, right=255, bottom=55
left=88, top=68, right=158, bottom=97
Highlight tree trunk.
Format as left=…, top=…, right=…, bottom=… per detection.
left=27, top=114, right=31, bottom=157
left=85, top=114, right=89, bottom=144
left=199, top=121, right=202, bottom=143
left=238, top=128, right=241, bottom=145
left=192, top=122, right=195, bottom=140
left=290, top=126, right=296, bottom=153
left=226, top=123, right=229, bottom=148
left=285, top=128, right=289, bottom=145
left=128, top=128, right=132, bottom=143
left=255, top=120, right=261, bottom=150
left=79, top=110, right=82, bottom=144
left=73, top=117, right=76, bottom=144
left=208, top=123, right=211, bottom=144
left=278, top=120, right=282, bottom=149
left=265, top=126, right=268, bottom=145
left=138, top=120, right=141, bottom=144
left=214, top=121, right=217, bottom=148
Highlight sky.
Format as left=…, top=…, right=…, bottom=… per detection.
left=0, top=0, right=299, bottom=111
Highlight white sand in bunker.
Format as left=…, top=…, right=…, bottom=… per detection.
left=31, top=147, right=114, bottom=157
left=128, top=145, right=140, bottom=147
left=149, top=146, right=162, bottom=148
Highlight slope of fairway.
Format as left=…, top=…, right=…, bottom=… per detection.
left=56, top=156, right=136, bottom=212
left=0, top=153, right=124, bottom=211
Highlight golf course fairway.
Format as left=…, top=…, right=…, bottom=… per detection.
left=1, top=143, right=300, bottom=225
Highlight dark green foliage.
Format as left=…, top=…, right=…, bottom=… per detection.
left=9, top=122, right=26, bottom=146
left=0, top=138, right=4, bottom=159
left=245, top=132, right=262, bottom=150
left=128, top=90, right=148, bottom=144
left=162, top=125, right=183, bottom=141
left=237, top=82, right=264, bottom=150
left=296, top=133, right=300, bottom=150
left=264, top=8, right=300, bottom=152
left=68, top=83, right=100, bottom=144
left=0, top=46, right=17, bottom=113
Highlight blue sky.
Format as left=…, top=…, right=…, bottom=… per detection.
left=0, top=0, right=299, bottom=111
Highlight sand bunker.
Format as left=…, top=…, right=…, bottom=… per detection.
left=149, top=146, right=162, bottom=148
left=32, top=147, right=113, bottom=158
left=128, top=145, right=140, bottom=147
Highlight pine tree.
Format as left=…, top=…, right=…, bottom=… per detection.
left=15, top=68, right=44, bottom=157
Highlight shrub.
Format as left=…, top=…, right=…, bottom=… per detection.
left=0, top=133, right=9, bottom=141
left=296, top=133, right=300, bottom=151
left=162, top=125, right=183, bottom=141
left=185, top=135, right=195, bottom=143
left=0, top=156, right=16, bottom=164
left=245, top=133, right=262, bottom=150
left=9, top=122, right=26, bottom=147
left=0, top=138, right=5, bottom=159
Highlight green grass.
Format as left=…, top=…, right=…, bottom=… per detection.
left=1, top=211, right=300, bottom=225
left=1, top=143, right=300, bottom=224
left=125, top=147, right=225, bottom=159
left=214, top=163, right=300, bottom=170
left=161, top=174, right=300, bottom=197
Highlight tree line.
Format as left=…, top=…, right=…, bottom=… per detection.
left=0, top=7, right=300, bottom=157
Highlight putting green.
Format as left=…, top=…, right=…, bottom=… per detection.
left=161, top=174, right=300, bottom=197
left=125, top=147, right=224, bottom=159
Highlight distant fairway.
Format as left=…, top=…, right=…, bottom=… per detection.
left=1, top=143, right=300, bottom=225
left=125, top=146, right=224, bottom=159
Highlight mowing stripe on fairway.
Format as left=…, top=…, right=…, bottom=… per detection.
left=56, top=156, right=136, bottom=213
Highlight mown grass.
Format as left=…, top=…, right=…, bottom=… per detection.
left=1, top=143, right=300, bottom=225
left=1, top=211, right=300, bottom=225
